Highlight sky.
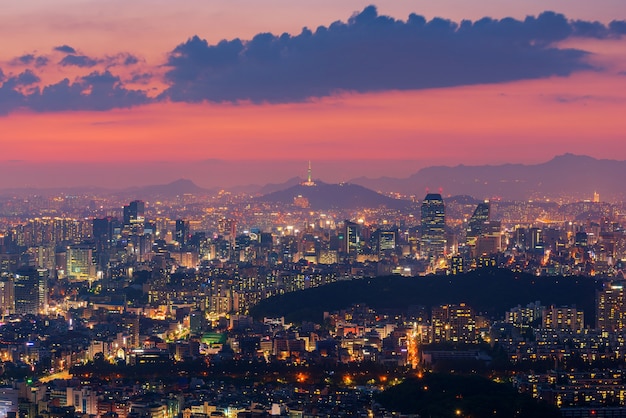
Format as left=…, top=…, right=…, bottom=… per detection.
left=1, top=0, right=626, bottom=189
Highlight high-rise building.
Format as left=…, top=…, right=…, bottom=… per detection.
left=93, top=216, right=117, bottom=270
left=420, top=193, right=446, bottom=262
left=175, top=219, right=190, bottom=246
left=431, top=303, right=477, bottom=343
left=377, top=229, right=396, bottom=258
left=466, top=202, right=490, bottom=245
left=66, top=245, right=96, bottom=282
left=543, top=305, right=584, bottom=331
left=597, top=281, right=626, bottom=331
left=93, top=217, right=115, bottom=249
left=0, top=276, right=14, bottom=316
left=123, top=200, right=145, bottom=226
left=529, top=227, right=544, bottom=254
left=14, top=267, right=47, bottom=315
left=343, top=221, right=360, bottom=258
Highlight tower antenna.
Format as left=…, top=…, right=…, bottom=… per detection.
left=308, top=160, right=312, bottom=184
left=303, top=161, right=316, bottom=186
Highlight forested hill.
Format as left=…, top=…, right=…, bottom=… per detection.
left=249, top=269, right=600, bottom=324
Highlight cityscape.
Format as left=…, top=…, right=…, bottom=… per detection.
left=0, top=157, right=624, bottom=417
left=2, top=1, right=626, bottom=418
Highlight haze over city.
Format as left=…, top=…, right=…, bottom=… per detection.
left=1, top=1, right=626, bottom=188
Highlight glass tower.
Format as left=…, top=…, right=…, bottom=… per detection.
left=421, top=193, right=446, bottom=262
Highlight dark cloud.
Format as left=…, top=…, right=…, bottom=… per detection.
left=609, top=20, right=626, bottom=35
left=17, top=54, right=35, bottom=65
left=123, top=55, right=140, bottom=66
left=59, top=54, right=99, bottom=68
left=35, top=56, right=49, bottom=67
left=0, top=82, right=25, bottom=115
left=130, top=72, right=153, bottom=84
left=102, top=53, right=142, bottom=67
left=162, top=7, right=622, bottom=103
left=13, top=54, right=48, bottom=67
left=0, top=70, right=41, bottom=90
left=0, top=70, right=150, bottom=114
left=28, top=70, right=151, bottom=112
left=13, top=70, right=41, bottom=86
left=54, top=45, right=77, bottom=54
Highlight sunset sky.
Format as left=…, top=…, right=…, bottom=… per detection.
left=2, top=0, right=626, bottom=189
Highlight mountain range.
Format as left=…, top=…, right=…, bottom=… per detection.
left=0, top=154, right=623, bottom=203
left=347, top=154, right=626, bottom=201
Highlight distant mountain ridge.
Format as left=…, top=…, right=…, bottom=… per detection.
left=256, top=181, right=411, bottom=210
left=348, top=154, right=626, bottom=201
left=1, top=155, right=622, bottom=202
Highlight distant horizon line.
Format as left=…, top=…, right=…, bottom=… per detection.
left=0, top=152, right=622, bottom=193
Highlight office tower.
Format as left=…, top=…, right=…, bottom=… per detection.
left=529, top=227, right=544, bottom=254
left=343, top=221, right=360, bottom=258
left=378, top=229, right=396, bottom=257
left=218, top=217, right=237, bottom=248
left=93, top=217, right=115, bottom=249
left=420, top=193, right=446, bottom=261
left=597, top=281, right=626, bottom=331
left=0, top=276, right=14, bottom=316
left=93, top=217, right=117, bottom=270
left=175, top=219, right=190, bottom=246
left=14, top=267, right=47, bottom=315
left=466, top=202, right=490, bottom=244
left=66, top=245, right=96, bottom=282
left=515, top=227, right=528, bottom=251
left=123, top=200, right=145, bottom=226
left=575, top=231, right=589, bottom=248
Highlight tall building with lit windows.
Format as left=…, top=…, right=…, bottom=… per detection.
left=0, top=276, right=14, bottom=316
left=420, top=193, right=446, bottom=262
left=342, top=221, right=361, bottom=258
left=466, top=202, right=490, bottom=245
left=431, top=303, right=477, bottom=343
left=14, top=267, right=47, bottom=315
left=597, top=281, right=626, bottom=331
left=123, top=200, right=145, bottom=226
left=175, top=219, right=190, bottom=246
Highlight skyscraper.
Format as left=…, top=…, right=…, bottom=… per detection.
left=420, top=193, right=446, bottom=262
left=14, top=267, right=47, bottom=315
left=175, top=219, right=190, bottom=246
left=343, top=221, right=360, bottom=258
left=597, top=281, right=626, bottom=331
left=0, top=276, right=14, bottom=316
left=466, top=202, right=490, bottom=245
left=123, top=200, right=145, bottom=226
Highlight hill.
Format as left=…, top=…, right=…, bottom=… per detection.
left=256, top=181, right=411, bottom=210
left=249, top=269, right=600, bottom=324
left=376, top=374, right=561, bottom=417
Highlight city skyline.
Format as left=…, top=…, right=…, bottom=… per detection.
left=1, top=1, right=626, bottom=189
